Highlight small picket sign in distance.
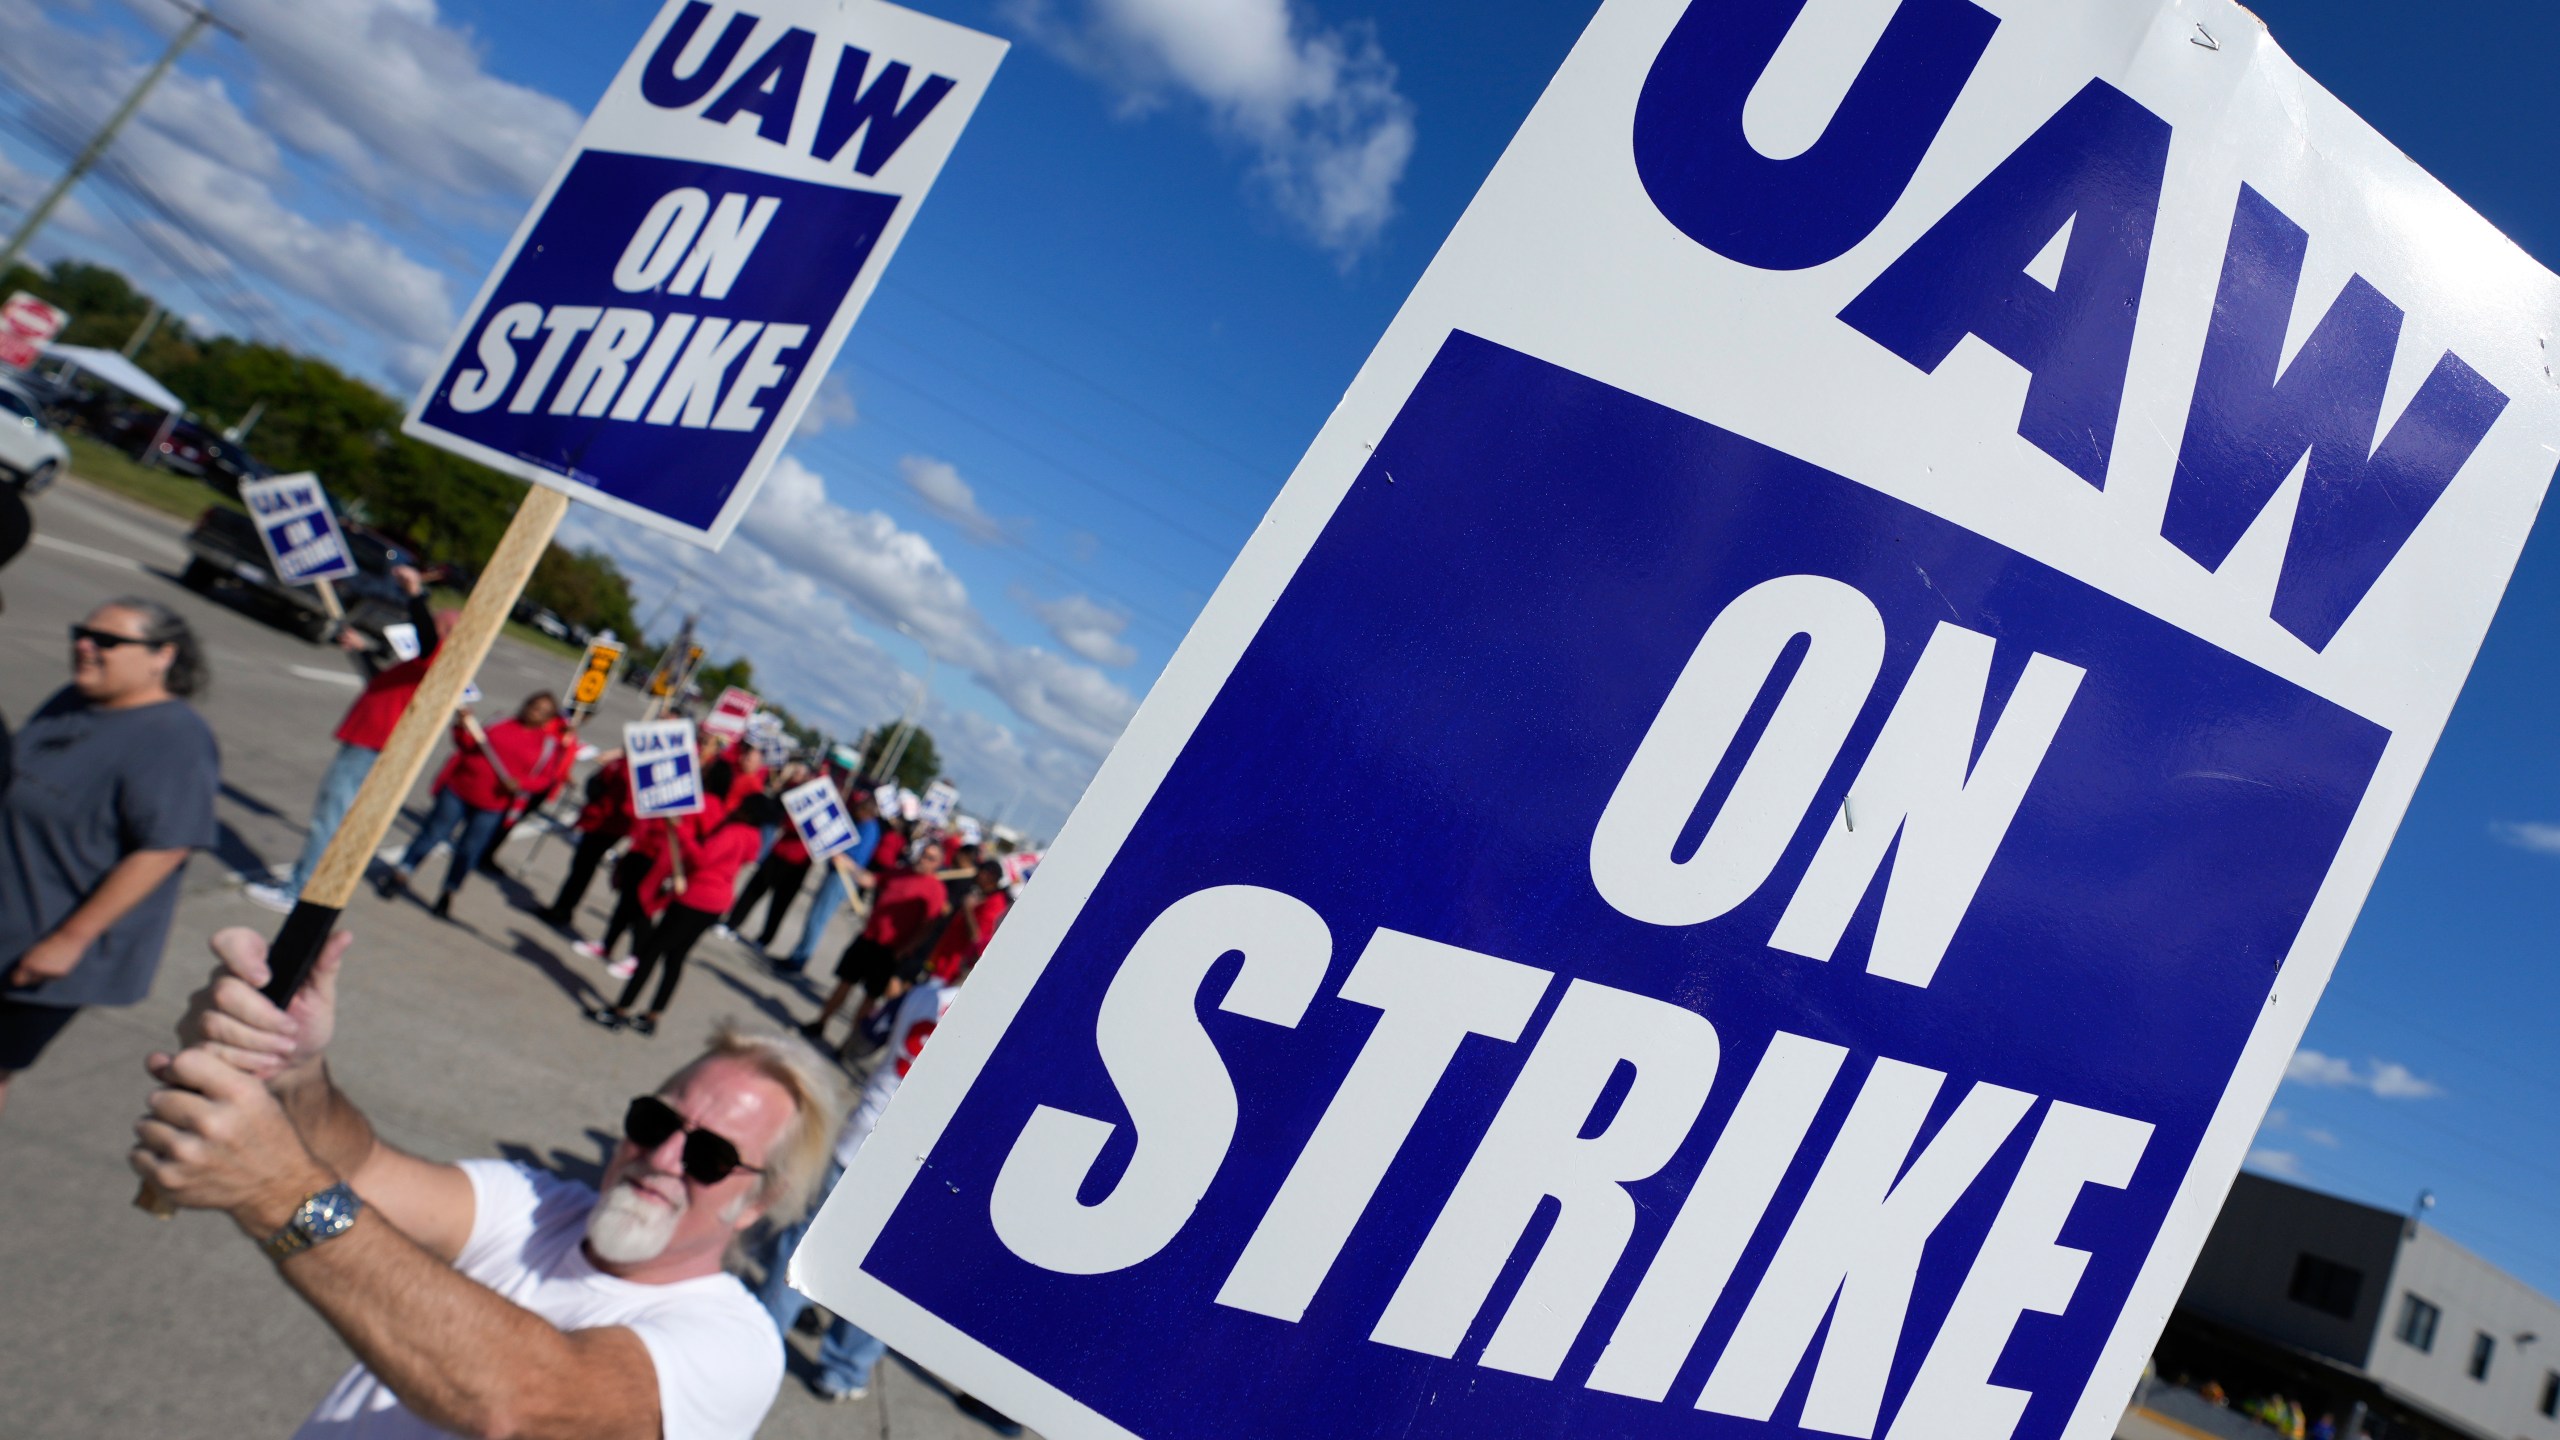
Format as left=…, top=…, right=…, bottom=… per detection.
left=239, top=473, right=358, bottom=586
left=782, top=776, right=860, bottom=858
left=702, top=685, right=759, bottom=738
left=625, top=718, right=705, bottom=820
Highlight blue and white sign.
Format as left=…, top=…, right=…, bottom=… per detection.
left=797, top=5, right=2560, bottom=1440
left=783, top=776, right=858, bottom=859
left=404, top=0, right=1005, bottom=547
left=239, top=472, right=356, bottom=585
left=919, top=777, right=960, bottom=828
left=626, top=718, right=705, bottom=819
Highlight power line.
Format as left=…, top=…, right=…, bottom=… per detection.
left=0, top=2, right=237, bottom=274
left=882, top=276, right=1293, bottom=491
left=842, top=354, right=1253, bottom=559
left=798, top=412, right=1221, bottom=624
left=866, top=306, right=1277, bottom=525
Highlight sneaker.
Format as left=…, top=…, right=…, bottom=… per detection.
left=372, top=869, right=407, bottom=901
left=243, top=881, right=297, bottom=915
left=631, top=1014, right=657, bottom=1037
left=713, top=923, right=738, bottom=941
left=430, top=892, right=454, bottom=920
left=769, top=956, right=806, bottom=976
left=581, top=1004, right=626, bottom=1032
left=606, top=956, right=637, bottom=980
left=572, top=939, right=605, bottom=961
left=814, top=1381, right=870, bottom=1403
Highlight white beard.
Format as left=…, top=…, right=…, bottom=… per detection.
left=585, top=1180, right=683, bottom=1264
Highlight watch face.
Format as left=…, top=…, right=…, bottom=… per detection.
left=307, top=1185, right=359, bottom=1237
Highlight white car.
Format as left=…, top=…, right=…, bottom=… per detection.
left=0, top=379, right=66, bottom=494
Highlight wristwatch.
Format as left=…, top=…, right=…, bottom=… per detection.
left=262, top=1181, right=364, bottom=1262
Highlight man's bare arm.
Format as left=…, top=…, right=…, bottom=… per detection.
left=260, top=1201, right=659, bottom=1440
left=139, top=1053, right=659, bottom=1440
left=270, top=1061, right=476, bottom=1261
left=175, top=930, right=474, bottom=1259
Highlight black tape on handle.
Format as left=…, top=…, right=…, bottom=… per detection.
left=263, top=898, right=344, bottom=1007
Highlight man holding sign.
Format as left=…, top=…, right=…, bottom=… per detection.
left=246, top=566, right=446, bottom=915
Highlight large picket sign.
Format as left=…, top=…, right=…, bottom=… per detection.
left=403, top=0, right=1004, bottom=546
left=794, top=4, right=2560, bottom=1440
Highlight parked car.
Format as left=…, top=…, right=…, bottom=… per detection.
left=151, top=420, right=271, bottom=495
left=0, top=377, right=68, bottom=494
left=181, top=503, right=418, bottom=644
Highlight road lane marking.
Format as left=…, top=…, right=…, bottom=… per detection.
left=287, top=665, right=363, bottom=687
left=32, top=533, right=145, bottom=571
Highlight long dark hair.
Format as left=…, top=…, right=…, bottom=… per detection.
left=104, top=596, right=206, bottom=697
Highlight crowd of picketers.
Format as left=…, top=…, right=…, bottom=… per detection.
left=2, top=576, right=1026, bottom=1431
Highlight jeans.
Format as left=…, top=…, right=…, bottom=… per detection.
left=288, top=744, right=379, bottom=893
left=756, top=1161, right=885, bottom=1393
left=785, top=866, right=849, bottom=967
left=396, top=789, right=506, bottom=896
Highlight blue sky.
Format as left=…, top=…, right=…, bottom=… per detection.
left=2, top=0, right=2555, bottom=1302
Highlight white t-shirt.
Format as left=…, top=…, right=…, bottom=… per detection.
left=834, top=981, right=956, bottom=1168
left=291, top=1160, right=782, bottom=1440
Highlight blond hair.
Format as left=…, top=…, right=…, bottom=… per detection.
left=681, top=1018, right=849, bottom=1225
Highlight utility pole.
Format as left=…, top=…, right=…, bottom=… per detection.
left=0, top=4, right=238, bottom=277
left=120, top=302, right=163, bottom=357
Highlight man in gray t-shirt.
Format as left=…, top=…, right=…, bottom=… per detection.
left=0, top=681, right=219, bottom=1100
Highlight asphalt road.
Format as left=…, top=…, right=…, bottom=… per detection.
left=0, top=477, right=1035, bottom=1440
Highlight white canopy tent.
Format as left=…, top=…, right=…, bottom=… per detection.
left=40, top=341, right=185, bottom=415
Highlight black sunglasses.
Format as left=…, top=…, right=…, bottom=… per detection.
left=623, top=1095, right=764, bottom=1187
left=70, top=624, right=160, bottom=650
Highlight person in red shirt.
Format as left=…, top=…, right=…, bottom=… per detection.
left=575, top=731, right=734, bottom=973
left=375, top=692, right=560, bottom=919
left=540, top=749, right=631, bottom=932
left=246, top=568, right=450, bottom=913
left=474, top=711, right=581, bottom=879
left=926, top=859, right=1010, bottom=984
left=800, top=844, right=947, bottom=1049
left=583, top=791, right=779, bottom=1036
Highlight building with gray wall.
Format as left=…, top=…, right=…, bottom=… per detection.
left=2158, top=1174, right=2559, bottom=1440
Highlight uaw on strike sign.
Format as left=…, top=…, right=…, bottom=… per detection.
left=798, top=3, right=2560, bottom=1440
left=405, top=0, right=1004, bottom=546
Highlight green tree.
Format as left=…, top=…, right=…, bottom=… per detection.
left=693, top=655, right=755, bottom=697
left=526, top=545, right=639, bottom=641
left=860, top=722, right=939, bottom=792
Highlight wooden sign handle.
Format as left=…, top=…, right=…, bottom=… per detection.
left=139, top=487, right=569, bottom=1217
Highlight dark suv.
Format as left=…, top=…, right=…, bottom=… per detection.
left=182, top=502, right=417, bottom=644
left=151, top=421, right=271, bottom=496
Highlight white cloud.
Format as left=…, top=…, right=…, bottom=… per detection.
left=2490, top=820, right=2560, bottom=855
left=1026, top=590, right=1139, bottom=667
left=578, top=455, right=1140, bottom=815
left=795, top=375, right=858, bottom=438
left=0, top=0, right=566, bottom=366
left=1006, top=0, right=1416, bottom=260
left=195, top=0, right=581, bottom=209
left=2246, top=1147, right=2307, bottom=1180
left=899, top=454, right=1009, bottom=545
left=2285, top=1049, right=2445, bottom=1100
